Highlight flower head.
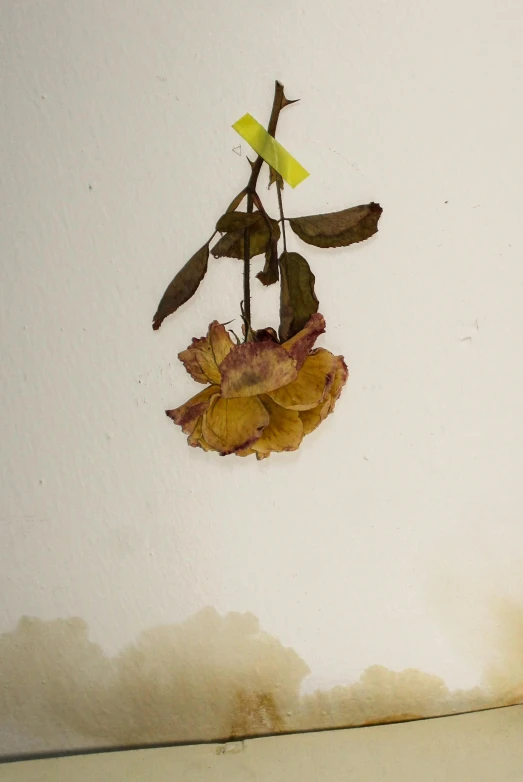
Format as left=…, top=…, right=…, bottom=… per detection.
left=166, top=313, right=348, bottom=459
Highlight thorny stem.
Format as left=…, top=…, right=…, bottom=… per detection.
left=243, top=190, right=254, bottom=337
left=242, top=81, right=294, bottom=340
left=276, top=180, right=287, bottom=254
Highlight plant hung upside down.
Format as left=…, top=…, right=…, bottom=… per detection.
left=152, top=81, right=382, bottom=459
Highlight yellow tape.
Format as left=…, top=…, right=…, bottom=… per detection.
left=232, top=113, right=309, bottom=188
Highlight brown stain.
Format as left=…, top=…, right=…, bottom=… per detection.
left=1, top=601, right=522, bottom=758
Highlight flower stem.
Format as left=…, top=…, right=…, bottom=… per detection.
left=276, top=180, right=287, bottom=254
left=242, top=81, right=293, bottom=340
left=243, top=191, right=253, bottom=338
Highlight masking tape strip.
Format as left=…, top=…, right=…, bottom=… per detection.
left=232, top=113, right=309, bottom=188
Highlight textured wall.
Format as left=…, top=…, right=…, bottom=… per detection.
left=2, top=0, right=523, bottom=759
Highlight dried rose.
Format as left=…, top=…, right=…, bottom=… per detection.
left=166, top=313, right=348, bottom=459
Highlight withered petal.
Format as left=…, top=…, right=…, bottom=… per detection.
left=166, top=385, right=220, bottom=435
left=253, top=396, right=304, bottom=455
left=281, top=312, right=326, bottom=370
left=299, top=355, right=349, bottom=434
left=178, top=333, right=221, bottom=385
left=220, top=341, right=298, bottom=399
left=209, top=321, right=234, bottom=367
left=298, top=398, right=332, bottom=435
left=187, top=418, right=215, bottom=451
left=201, top=395, right=270, bottom=454
left=267, top=348, right=336, bottom=411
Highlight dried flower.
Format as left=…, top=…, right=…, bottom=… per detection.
left=166, top=313, right=347, bottom=459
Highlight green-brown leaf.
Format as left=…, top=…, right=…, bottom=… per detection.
left=225, top=188, right=247, bottom=214
left=279, top=252, right=319, bottom=342
left=216, top=211, right=261, bottom=233
left=211, top=215, right=280, bottom=261
left=152, top=243, right=209, bottom=331
left=256, top=235, right=279, bottom=286
left=289, top=202, right=382, bottom=249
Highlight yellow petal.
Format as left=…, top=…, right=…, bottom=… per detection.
left=328, top=355, right=349, bottom=407
left=178, top=320, right=233, bottom=384
left=220, top=342, right=297, bottom=399
left=178, top=336, right=221, bottom=385
left=282, top=313, right=326, bottom=369
left=235, top=447, right=256, bottom=458
left=202, top=395, right=270, bottom=454
left=267, top=348, right=336, bottom=411
left=209, top=321, right=234, bottom=367
left=252, top=396, right=304, bottom=455
left=299, top=398, right=331, bottom=435
left=166, top=385, right=219, bottom=434
left=187, top=418, right=215, bottom=452
left=299, top=355, right=348, bottom=434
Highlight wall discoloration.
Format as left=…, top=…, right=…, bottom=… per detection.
left=1, top=604, right=522, bottom=758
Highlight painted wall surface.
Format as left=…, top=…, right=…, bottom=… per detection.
left=2, top=0, right=523, bottom=759
left=2, top=707, right=523, bottom=781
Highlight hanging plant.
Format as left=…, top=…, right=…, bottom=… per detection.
left=153, top=82, right=382, bottom=459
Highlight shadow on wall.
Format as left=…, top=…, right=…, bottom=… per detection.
left=1, top=604, right=522, bottom=758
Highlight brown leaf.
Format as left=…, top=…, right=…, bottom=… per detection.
left=279, top=252, right=319, bottom=342
left=256, top=235, right=279, bottom=286
left=289, top=202, right=382, bottom=249
left=211, top=215, right=280, bottom=261
left=225, top=188, right=247, bottom=213
left=216, top=211, right=261, bottom=233
left=152, top=243, right=209, bottom=331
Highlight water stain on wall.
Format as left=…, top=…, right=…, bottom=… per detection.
left=0, top=604, right=522, bottom=758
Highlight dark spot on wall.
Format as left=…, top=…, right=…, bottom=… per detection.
left=0, top=603, right=522, bottom=759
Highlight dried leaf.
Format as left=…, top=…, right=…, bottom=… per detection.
left=152, top=243, right=209, bottom=331
left=289, top=202, right=382, bottom=249
left=279, top=252, right=319, bottom=342
left=225, top=189, right=247, bottom=213
left=216, top=211, right=261, bottom=233
left=256, top=235, right=279, bottom=286
left=211, top=215, right=280, bottom=261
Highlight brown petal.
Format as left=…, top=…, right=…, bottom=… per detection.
left=220, top=342, right=298, bottom=399
left=282, top=313, right=326, bottom=369
left=166, top=385, right=220, bottom=435
left=202, top=396, right=270, bottom=454
left=267, top=348, right=336, bottom=411
left=253, top=396, right=304, bottom=456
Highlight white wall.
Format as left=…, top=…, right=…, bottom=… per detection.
left=2, top=0, right=523, bottom=757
